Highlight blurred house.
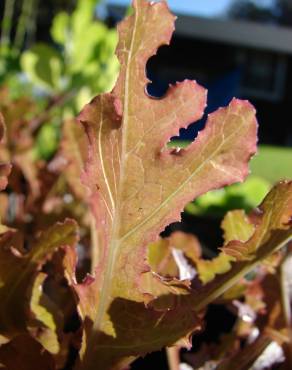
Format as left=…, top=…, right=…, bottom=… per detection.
left=107, top=0, right=292, bottom=146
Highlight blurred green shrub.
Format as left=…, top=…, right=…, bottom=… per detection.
left=0, top=0, right=119, bottom=161
left=21, top=0, right=119, bottom=112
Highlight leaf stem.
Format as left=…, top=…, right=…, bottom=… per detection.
left=166, top=347, right=180, bottom=370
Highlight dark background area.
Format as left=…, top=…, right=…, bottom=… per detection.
left=108, top=0, right=292, bottom=147
left=145, top=35, right=292, bottom=146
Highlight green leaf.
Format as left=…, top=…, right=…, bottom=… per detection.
left=71, top=0, right=98, bottom=38
left=62, top=0, right=113, bottom=75
left=51, top=12, right=70, bottom=46
left=35, top=122, right=60, bottom=160
left=222, top=182, right=292, bottom=260
left=20, top=44, right=63, bottom=92
left=50, top=0, right=119, bottom=98
left=70, top=23, right=108, bottom=74
left=221, top=209, right=255, bottom=244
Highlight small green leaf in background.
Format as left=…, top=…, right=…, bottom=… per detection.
left=35, top=122, right=60, bottom=160
left=21, top=44, right=63, bottom=92
left=51, top=0, right=105, bottom=75
left=50, top=0, right=119, bottom=99
left=51, top=12, right=70, bottom=46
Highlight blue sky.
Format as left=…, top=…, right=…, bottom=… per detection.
left=106, top=0, right=275, bottom=18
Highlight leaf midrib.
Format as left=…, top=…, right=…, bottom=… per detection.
left=93, top=5, right=139, bottom=332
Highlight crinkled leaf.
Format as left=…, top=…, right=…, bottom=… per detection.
left=77, top=0, right=256, bottom=305
left=66, top=181, right=291, bottom=369
left=147, top=232, right=233, bottom=285
left=195, top=253, right=234, bottom=285
left=0, top=219, right=78, bottom=349
left=192, top=181, right=292, bottom=312
left=68, top=0, right=257, bottom=368
left=148, top=232, right=201, bottom=278
left=34, top=250, right=82, bottom=369
left=28, top=253, right=81, bottom=369
left=222, top=209, right=255, bottom=244
left=221, top=208, right=282, bottom=274
left=64, top=243, right=202, bottom=369
left=28, top=273, right=60, bottom=354
left=222, top=181, right=292, bottom=260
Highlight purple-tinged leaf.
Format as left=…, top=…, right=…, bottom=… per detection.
left=0, top=219, right=78, bottom=353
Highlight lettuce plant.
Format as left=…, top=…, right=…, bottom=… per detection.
left=0, top=1, right=291, bottom=369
